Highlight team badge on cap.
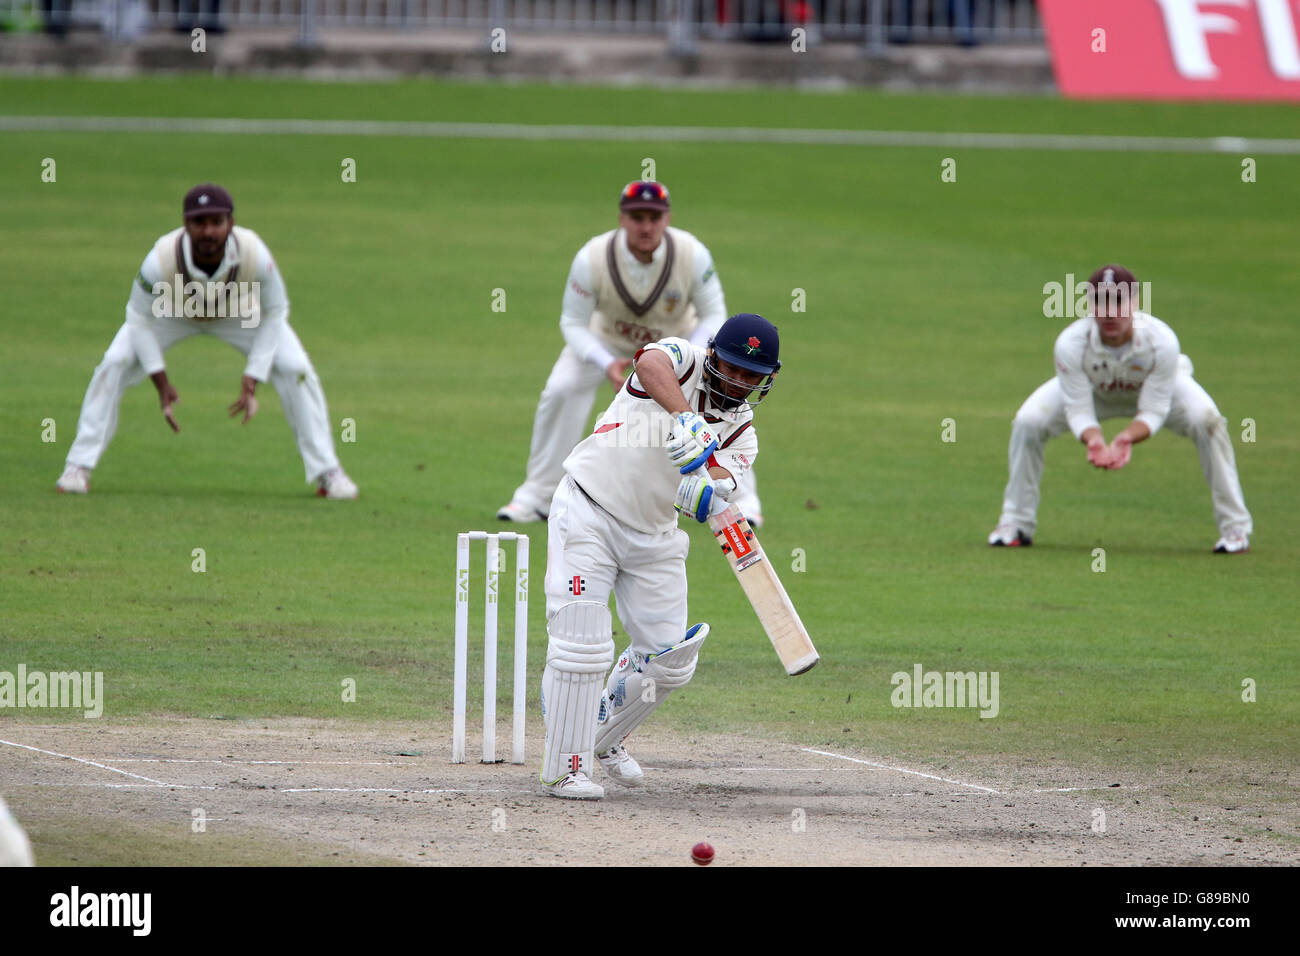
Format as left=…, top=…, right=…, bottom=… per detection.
left=183, top=183, right=234, bottom=219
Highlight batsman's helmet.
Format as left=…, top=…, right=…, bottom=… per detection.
left=705, top=313, right=781, bottom=409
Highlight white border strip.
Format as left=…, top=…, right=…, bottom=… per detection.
left=801, top=747, right=1003, bottom=794
left=1, top=738, right=184, bottom=788
left=1, top=116, right=1297, bottom=154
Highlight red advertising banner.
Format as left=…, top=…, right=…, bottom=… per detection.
left=1039, top=0, right=1300, bottom=101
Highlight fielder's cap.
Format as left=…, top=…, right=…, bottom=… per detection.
left=710, top=313, right=781, bottom=374
left=619, top=180, right=670, bottom=212
left=1088, top=264, right=1137, bottom=288
left=183, top=183, right=234, bottom=219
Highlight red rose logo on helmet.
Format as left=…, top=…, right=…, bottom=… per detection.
left=742, top=336, right=762, bottom=354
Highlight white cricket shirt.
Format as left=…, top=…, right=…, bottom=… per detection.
left=563, top=338, right=759, bottom=535
left=1054, top=311, right=1183, bottom=439
left=559, top=227, right=727, bottom=370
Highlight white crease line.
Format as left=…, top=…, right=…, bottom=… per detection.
left=1030, top=786, right=1139, bottom=793
left=111, top=758, right=411, bottom=766
left=3, top=115, right=1299, bottom=154
left=0, top=738, right=185, bottom=788
left=53, top=783, right=219, bottom=790
left=800, top=748, right=1003, bottom=794
left=277, top=787, right=535, bottom=794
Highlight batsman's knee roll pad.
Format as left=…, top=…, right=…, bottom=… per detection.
left=540, top=601, right=615, bottom=785
left=546, top=601, right=616, bottom=674
left=593, top=623, right=709, bottom=755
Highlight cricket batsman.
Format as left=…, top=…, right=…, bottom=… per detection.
left=988, top=265, right=1252, bottom=553
left=538, top=313, right=780, bottom=799
left=55, top=184, right=358, bottom=499
left=497, top=180, right=767, bottom=526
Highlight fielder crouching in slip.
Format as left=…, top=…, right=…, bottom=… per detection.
left=989, top=264, right=1252, bottom=553
left=56, top=184, right=358, bottom=499
left=539, top=313, right=780, bottom=799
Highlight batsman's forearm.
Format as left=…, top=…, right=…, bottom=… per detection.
left=633, top=351, right=691, bottom=416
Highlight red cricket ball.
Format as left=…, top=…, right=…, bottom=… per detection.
left=691, top=842, right=715, bottom=866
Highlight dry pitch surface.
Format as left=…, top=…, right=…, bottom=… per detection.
left=2, top=719, right=1295, bottom=866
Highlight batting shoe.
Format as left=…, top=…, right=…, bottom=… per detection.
left=988, top=525, right=1033, bottom=547
left=1213, top=532, right=1250, bottom=554
left=596, top=744, right=645, bottom=788
left=316, top=468, right=358, bottom=500
left=497, top=500, right=547, bottom=523
left=542, top=771, right=604, bottom=801
left=56, top=465, right=91, bottom=494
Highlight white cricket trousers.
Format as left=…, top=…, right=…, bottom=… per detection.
left=510, top=345, right=764, bottom=517
left=66, top=317, right=340, bottom=482
left=996, top=364, right=1252, bottom=538
left=545, top=475, right=689, bottom=658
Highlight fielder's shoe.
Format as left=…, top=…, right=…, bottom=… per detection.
left=316, top=467, right=358, bottom=500
left=55, top=465, right=91, bottom=494
left=542, top=771, right=604, bottom=800
left=1213, top=532, right=1250, bottom=554
left=497, top=500, right=547, bottom=523
left=988, top=525, right=1032, bottom=547
left=596, top=744, right=644, bottom=788
left=745, top=511, right=764, bottom=530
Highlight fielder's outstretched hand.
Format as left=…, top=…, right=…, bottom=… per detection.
left=228, top=375, right=259, bottom=425
left=667, top=412, right=718, bottom=474
left=605, top=358, right=634, bottom=389
left=675, top=472, right=721, bottom=523
left=156, top=380, right=180, bottom=432
left=1086, top=436, right=1112, bottom=469
left=1106, top=433, right=1133, bottom=470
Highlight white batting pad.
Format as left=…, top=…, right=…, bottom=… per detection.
left=0, top=796, right=34, bottom=867
left=540, top=601, right=615, bottom=785
left=593, top=624, right=708, bottom=755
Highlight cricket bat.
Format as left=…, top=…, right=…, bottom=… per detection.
left=708, top=504, right=819, bottom=676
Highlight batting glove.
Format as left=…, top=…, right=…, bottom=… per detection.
left=666, top=412, right=718, bottom=474
left=675, top=473, right=724, bottom=523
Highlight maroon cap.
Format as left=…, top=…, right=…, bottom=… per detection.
left=1088, top=264, right=1136, bottom=288
left=619, top=180, right=670, bottom=212
left=1087, top=264, right=1140, bottom=312
left=183, top=183, right=234, bottom=219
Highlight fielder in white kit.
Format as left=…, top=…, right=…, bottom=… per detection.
left=539, top=313, right=781, bottom=799
left=55, top=184, right=358, bottom=499
left=989, top=264, right=1251, bottom=553
left=498, top=180, right=766, bottom=526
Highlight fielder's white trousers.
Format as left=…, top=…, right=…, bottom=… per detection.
left=996, top=362, right=1252, bottom=538
left=545, top=475, right=689, bottom=658
left=66, top=317, right=341, bottom=483
left=510, top=345, right=763, bottom=517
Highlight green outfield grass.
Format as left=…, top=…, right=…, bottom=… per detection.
left=1, top=76, right=1297, bottom=786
